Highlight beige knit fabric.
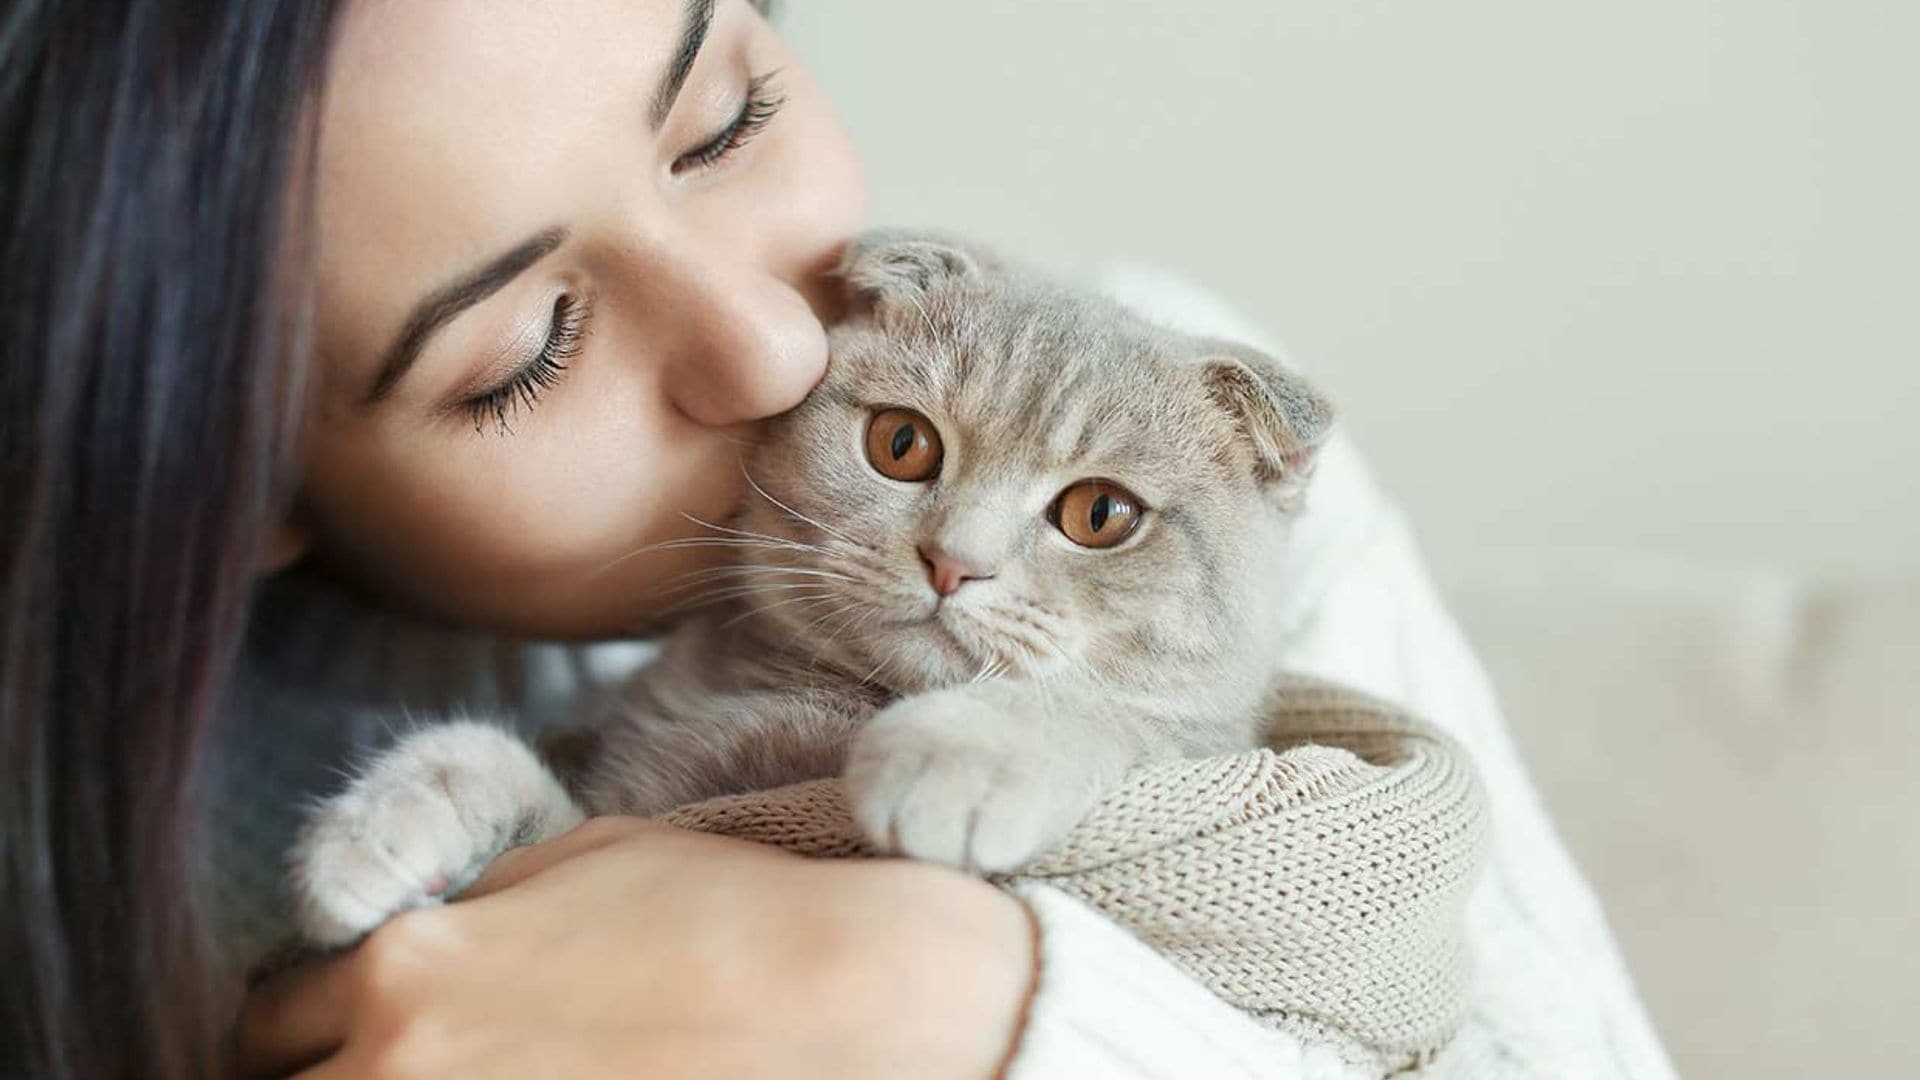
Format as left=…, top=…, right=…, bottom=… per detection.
left=664, top=676, right=1490, bottom=1072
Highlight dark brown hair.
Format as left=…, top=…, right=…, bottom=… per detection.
left=1, top=2, right=344, bottom=1076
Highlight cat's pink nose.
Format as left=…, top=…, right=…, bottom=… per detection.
left=919, top=543, right=992, bottom=598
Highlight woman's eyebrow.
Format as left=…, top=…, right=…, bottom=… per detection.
left=363, top=1, right=715, bottom=406
left=364, top=227, right=569, bottom=405
left=651, top=0, right=717, bottom=130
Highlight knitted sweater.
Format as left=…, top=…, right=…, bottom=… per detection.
left=660, top=678, right=1488, bottom=1072
left=213, top=269, right=1677, bottom=1078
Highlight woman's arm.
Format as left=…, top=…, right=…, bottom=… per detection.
left=240, top=819, right=1030, bottom=1079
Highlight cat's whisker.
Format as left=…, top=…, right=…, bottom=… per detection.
left=970, top=655, right=1008, bottom=684
left=673, top=590, right=827, bottom=621
left=659, top=569, right=751, bottom=594
left=739, top=467, right=861, bottom=547
left=799, top=598, right=863, bottom=639
left=853, top=635, right=901, bottom=688
left=657, top=580, right=839, bottom=618
left=811, top=601, right=889, bottom=679
left=796, top=602, right=868, bottom=672
left=834, top=601, right=882, bottom=646
left=718, top=591, right=837, bottom=630
left=685, top=581, right=845, bottom=605
left=988, top=634, right=1047, bottom=670
left=651, top=537, right=819, bottom=555
left=985, top=603, right=1066, bottom=661
left=660, top=564, right=856, bottom=595
left=739, top=565, right=856, bottom=583
left=678, top=513, right=836, bottom=555
left=589, top=531, right=825, bottom=579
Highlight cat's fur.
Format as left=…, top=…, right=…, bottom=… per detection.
left=290, top=232, right=1333, bottom=947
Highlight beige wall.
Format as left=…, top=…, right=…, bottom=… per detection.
left=783, top=0, right=1920, bottom=579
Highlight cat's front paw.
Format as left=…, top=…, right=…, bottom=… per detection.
left=844, top=689, right=1098, bottom=874
left=289, top=722, right=582, bottom=948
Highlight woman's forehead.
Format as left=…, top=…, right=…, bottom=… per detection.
left=318, top=0, right=694, bottom=243
left=328, top=0, right=692, bottom=103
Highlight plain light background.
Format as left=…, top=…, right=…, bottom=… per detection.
left=782, top=0, right=1920, bottom=582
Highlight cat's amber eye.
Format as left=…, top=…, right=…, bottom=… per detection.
left=1051, top=480, right=1145, bottom=549
left=865, top=408, right=944, bottom=482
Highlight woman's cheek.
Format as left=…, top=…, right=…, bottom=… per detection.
left=455, top=409, right=674, bottom=579
left=436, top=414, right=745, bottom=631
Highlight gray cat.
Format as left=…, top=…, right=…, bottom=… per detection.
left=290, top=232, right=1333, bottom=947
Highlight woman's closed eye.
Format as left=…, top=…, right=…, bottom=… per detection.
left=450, top=73, right=785, bottom=437
left=673, top=71, right=785, bottom=175
left=461, top=293, right=591, bottom=435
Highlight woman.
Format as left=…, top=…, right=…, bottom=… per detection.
left=2, top=1, right=1673, bottom=1078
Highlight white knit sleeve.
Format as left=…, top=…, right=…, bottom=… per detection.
left=1275, top=504, right=1675, bottom=1080
left=1004, top=884, right=1369, bottom=1080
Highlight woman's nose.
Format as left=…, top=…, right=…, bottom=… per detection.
left=654, top=253, right=829, bottom=428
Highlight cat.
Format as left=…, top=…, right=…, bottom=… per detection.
left=289, top=231, right=1334, bottom=947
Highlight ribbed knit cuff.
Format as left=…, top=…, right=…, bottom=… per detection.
left=1002, top=884, right=1368, bottom=1079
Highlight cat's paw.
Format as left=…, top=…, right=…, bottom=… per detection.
left=844, top=690, right=1097, bottom=874
left=288, top=721, right=583, bottom=948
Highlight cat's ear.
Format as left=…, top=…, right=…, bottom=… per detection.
left=1199, top=340, right=1335, bottom=503
left=838, top=230, right=991, bottom=311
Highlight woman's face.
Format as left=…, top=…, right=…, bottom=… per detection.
left=294, top=0, right=865, bottom=638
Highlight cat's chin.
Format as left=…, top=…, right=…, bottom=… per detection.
left=872, top=623, right=982, bottom=693
left=892, top=605, right=1058, bottom=690
left=770, top=591, right=1064, bottom=694
left=815, top=613, right=998, bottom=696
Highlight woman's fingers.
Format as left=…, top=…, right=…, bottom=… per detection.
left=235, top=953, right=357, bottom=1078
left=236, top=819, right=666, bottom=1076
left=458, top=815, right=666, bottom=900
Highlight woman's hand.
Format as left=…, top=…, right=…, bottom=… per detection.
left=237, top=817, right=1034, bottom=1078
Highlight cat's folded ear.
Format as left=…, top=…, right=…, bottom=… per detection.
left=1199, top=339, right=1335, bottom=504
left=838, top=229, right=995, bottom=313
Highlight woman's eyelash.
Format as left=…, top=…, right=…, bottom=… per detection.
left=453, top=73, right=782, bottom=435
left=672, top=71, right=786, bottom=175
left=463, top=294, right=588, bottom=435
